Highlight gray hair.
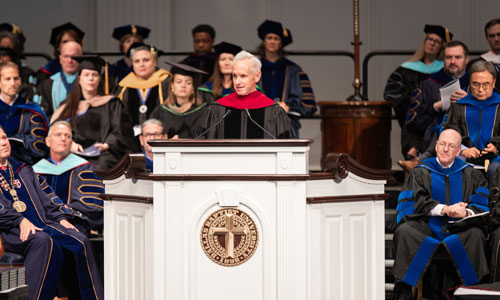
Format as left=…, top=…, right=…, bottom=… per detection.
left=141, top=119, right=164, bottom=134
left=129, top=45, right=157, bottom=60
left=232, top=50, right=261, bottom=74
left=469, top=60, right=497, bottom=79
left=48, top=120, right=72, bottom=136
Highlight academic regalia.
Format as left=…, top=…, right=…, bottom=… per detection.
left=0, top=95, right=48, bottom=165
left=468, top=52, right=500, bottom=91
left=116, top=69, right=171, bottom=131
left=406, top=70, right=470, bottom=151
left=260, top=57, right=317, bottom=137
left=33, top=154, right=104, bottom=235
left=108, top=58, right=132, bottom=90
left=0, top=158, right=103, bottom=300
left=150, top=103, right=207, bottom=138
left=179, top=53, right=217, bottom=87
left=393, top=157, right=489, bottom=287
left=52, top=95, right=139, bottom=170
left=144, top=152, right=153, bottom=172
left=198, top=81, right=233, bottom=104
left=384, top=60, right=444, bottom=156
left=200, top=91, right=294, bottom=139
left=36, top=71, right=77, bottom=118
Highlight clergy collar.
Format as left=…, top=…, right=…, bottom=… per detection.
left=0, top=94, right=18, bottom=106
left=481, top=51, right=500, bottom=64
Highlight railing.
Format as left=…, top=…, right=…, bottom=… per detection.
left=361, top=50, right=484, bottom=97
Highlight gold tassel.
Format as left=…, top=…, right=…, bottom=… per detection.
left=104, top=59, right=109, bottom=95
left=445, top=28, right=451, bottom=43
left=159, top=83, right=163, bottom=105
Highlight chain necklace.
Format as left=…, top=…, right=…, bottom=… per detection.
left=0, top=162, right=26, bottom=213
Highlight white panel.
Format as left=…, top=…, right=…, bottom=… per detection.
left=325, top=215, right=343, bottom=300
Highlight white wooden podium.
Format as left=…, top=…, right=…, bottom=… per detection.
left=100, top=140, right=389, bottom=300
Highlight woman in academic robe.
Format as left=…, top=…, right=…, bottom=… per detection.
left=51, top=55, right=138, bottom=170
left=115, top=42, right=171, bottom=136
left=198, top=42, right=242, bottom=104
left=150, top=62, right=207, bottom=139
left=108, top=24, right=151, bottom=90
left=384, top=24, right=451, bottom=159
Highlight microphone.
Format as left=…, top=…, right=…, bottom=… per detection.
left=244, top=108, right=276, bottom=139
left=195, top=109, right=232, bottom=139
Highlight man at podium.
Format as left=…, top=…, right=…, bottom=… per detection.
left=199, top=50, right=294, bottom=139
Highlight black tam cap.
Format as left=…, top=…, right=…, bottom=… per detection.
left=165, top=61, right=207, bottom=78
left=0, top=23, right=25, bottom=46
left=112, top=25, right=151, bottom=41
left=424, top=24, right=453, bottom=43
left=213, top=42, right=242, bottom=56
left=126, top=42, right=157, bottom=58
left=72, top=55, right=106, bottom=72
left=50, top=22, right=85, bottom=46
left=0, top=47, right=17, bottom=60
left=258, top=20, right=293, bottom=47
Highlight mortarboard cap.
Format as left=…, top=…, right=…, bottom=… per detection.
left=165, top=61, right=207, bottom=78
left=0, top=23, right=25, bottom=46
left=72, top=55, right=110, bottom=94
left=258, top=20, right=293, bottom=47
left=112, top=25, right=151, bottom=41
left=424, top=24, right=453, bottom=43
left=126, top=42, right=157, bottom=58
left=0, top=47, right=17, bottom=60
left=50, top=22, right=85, bottom=46
left=213, top=42, right=242, bottom=56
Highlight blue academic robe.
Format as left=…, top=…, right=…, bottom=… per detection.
left=393, top=157, right=489, bottom=286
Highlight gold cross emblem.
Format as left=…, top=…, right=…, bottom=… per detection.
left=210, top=214, right=247, bottom=258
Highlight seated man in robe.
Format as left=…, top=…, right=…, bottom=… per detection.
left=36, top=41, right=82, bottom=119
left=0, top=125, right=103, bottom=300
left=399, top=41, right=470, bottom=171
left=33, top=121, right=104, bottom=236
left=0, top=61, right=48, bottom=165
left=199, top=50, right=294, bottom=139
left=393, top=128, right=489, bottom=299
left=139, top=119, right=168, bottom=172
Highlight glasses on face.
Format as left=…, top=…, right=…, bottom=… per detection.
left=143, top=133, right=163, bottom=139
left=425, top=37, right=443, bottom=45
left=470, top=81, right=493, bottom=90
left=437, top=141, right=459, bottom=150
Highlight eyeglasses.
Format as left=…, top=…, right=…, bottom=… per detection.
left=142, top=133, right=163, bottom=139
left=425, top=37, right=443, bottom=45
left=470, top=81, right=493, bottom=90
left=437, top=141, right=459, bottom=150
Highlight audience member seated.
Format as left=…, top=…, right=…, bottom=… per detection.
left=0, top=61, right=48, bottom=165
left=33, top=121, right=104, bottom=236
left=115, top=42, right=171, bottom=135
left=385, top=24, right=451, bottom=160
left=0, top=125, right=103, bottom=299
left=468, top=19, right=500, bottom=91
left=0, top=23, right=35, bottom=86
left=399, top=41, right=470, bottom=171
left=150, top=62, right=207, bottom=138
left=393, top=128, right=489, bottom=300
left=179, top=24, right=217, bottom=87
left=109, top=24, right=151, bottom=89
left=257, top=20, right=317, bottom=137
left=446, top=60, right=500, bottom=186
left=36, top=41, right=83, bottom=119
left=199, top=51, right=294, bottom=139
left=139, top=119, right=168, bottom=172
left=51, top=55, right=138, bottom=170
left=198, top=41, right=242, bottom=104
left=35, top=22, right=85, bottom=83
left=0, top=46, right=33, bottom=100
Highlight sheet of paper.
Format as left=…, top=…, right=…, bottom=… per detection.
left=439, top=79, right=461, bottom=111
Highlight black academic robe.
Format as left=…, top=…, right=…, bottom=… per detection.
left=68, top=97, right=139, bottom=170
left=393, top=157, right=489, bottom=287
left=33, top=154, right=104, bottom=234
left=115, top=69, right=171, bottom=128
left=36, top=72, right=77, bottom=119
left=0, top=158, right=103, bottom=300
left=199, top=92, right=294, bottom=139
left=0, top=96, right=49, bottom=165
left=150, top=103, right=207, bottom=139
